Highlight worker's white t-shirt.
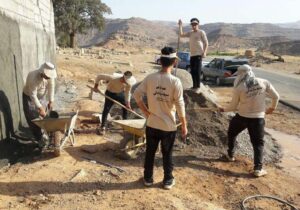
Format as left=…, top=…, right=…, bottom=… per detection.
left=95, top=74, right=132, bottom=103
left=181, top=30, right=208, bottom=57
left=23, top=69, right=55, bottom=108
left=133, top=71, right=185, bottom=131
left=225, top=78, right=280, bottom=118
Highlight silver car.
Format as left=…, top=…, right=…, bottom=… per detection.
left=201, top=58, right=249, bottom=86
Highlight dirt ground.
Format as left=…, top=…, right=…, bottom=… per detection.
left=0, top=48, right=299, bottom=210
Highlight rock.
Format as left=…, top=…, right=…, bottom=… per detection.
left=0, top=159, right=10, bottom=170
left=91, top=113, right=101, bottom=123
left=70, top=169, right=86, bottom=181
left=171, top=68, right=193, bottom=89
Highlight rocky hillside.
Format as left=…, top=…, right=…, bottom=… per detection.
left=77, top=18, right=300, bottom=54
left=277, top=20, right=300, bottom=29
left=77, top=18, right=178, bottom=49
left=269, top=40, right=300, bottom=55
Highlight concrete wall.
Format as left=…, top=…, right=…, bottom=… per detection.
left=0, top=0, right=56, bottom=141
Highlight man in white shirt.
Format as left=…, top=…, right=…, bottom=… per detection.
left=134, top=46, right=188, bottom=189
left=22, top=62, right=57, bottom=142
left=178, top=18, right=208, bottom=89
left=219, top=64, right=280, bottom=177
left=93, top=71, right=136, bottom=135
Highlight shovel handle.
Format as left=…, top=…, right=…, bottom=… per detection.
left=87, top=85, right=145, bottom=119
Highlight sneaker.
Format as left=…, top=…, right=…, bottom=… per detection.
left=97, top=127, right=106, bottom=135
left=253, top=169, right=267, bottom=177
left=143, top=178, right=154, bottom=187
left=195, top=87, right=201, bottom=94
left=225, top=154, right=235, bottom=162
left=163, top=178, right=175, bottom=190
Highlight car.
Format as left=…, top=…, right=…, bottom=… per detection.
left=155, top=51, right=208, bottom=71
left=201, top=58, right=249, bottom=86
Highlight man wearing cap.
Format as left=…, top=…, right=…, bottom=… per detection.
left=178, top=18, right=208, bottom=90
left=218, top=64, right=280, bottom=177
left=93, top=71, right=136, bottom=135
left=134, top=46, right=187, bottom=190
left=23, top=62, right=57, bottom=143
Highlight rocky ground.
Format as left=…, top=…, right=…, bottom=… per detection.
left=0, top=47, right=299, bottom=210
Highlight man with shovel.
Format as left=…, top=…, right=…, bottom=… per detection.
left=218, top=64, right=280, bottom=177
left=178, top=18, right=208, bottom=91
left=134, top=46, right=187, bottom=190
left=93, top=71, right=136, bottom=135
left=23, top=62, right=57, bottom=146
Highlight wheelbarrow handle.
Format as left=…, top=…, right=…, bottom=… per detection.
left=87, top=85, right=145, bottom=119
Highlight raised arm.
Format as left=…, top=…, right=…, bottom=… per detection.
left=178, top=19, right=189, bottom=38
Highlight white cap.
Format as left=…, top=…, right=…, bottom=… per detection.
left=43, top=62, right=57, bottom=78
left=124, top=75, right=136, bottom=86
left=160, top=52, right=179, bottom=59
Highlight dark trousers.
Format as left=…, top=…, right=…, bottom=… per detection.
left=227, top=114, right=265, bottom=170
left=22, top=93, right=43, bottom=141
left=144, top=126, right=176, bottom=181
left=101, top=90, right=127, bottom=128
left=190, top=55, right=202, bottom=88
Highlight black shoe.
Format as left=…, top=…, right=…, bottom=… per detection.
left=143, top=177, right=154, bottom=187
left=163, top=178, right=175, bottom=190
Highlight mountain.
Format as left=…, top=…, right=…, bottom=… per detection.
left=269, top=40, right=300, bottom=55
left=277, top=20, right=300, bottom=29
left=77, top=18, right=178, bottom=48
left=77, top=18, right=300, bottom=54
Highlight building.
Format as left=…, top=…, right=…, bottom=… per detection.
left=0, top=0, right=56, bottom=142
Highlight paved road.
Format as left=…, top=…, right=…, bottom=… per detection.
left=253, top=68, right=300, bottom=109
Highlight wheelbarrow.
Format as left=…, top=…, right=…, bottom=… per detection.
left=32, top=111, right=78, bottom=156
left=113, top=119, right=146, bottom=160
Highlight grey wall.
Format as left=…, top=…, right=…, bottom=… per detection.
left=0, top=0, right=56, bottom=141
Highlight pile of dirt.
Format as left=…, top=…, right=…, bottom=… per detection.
left=180, top=90, right=282, bottom=163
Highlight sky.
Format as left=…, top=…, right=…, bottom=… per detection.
left=102, top=0, right=300, bottom=24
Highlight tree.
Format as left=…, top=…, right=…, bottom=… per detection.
left=53, top=0, right=112, bottom=48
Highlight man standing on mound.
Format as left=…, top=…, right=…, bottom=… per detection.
left=178, top=18, right=208, bottom=90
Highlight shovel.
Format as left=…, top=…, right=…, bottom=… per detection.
left=87, top=85, right=145, bottom=119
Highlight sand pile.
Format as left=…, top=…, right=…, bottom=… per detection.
left=178, top=89, right=282, bottom=163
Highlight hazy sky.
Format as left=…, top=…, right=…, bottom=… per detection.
left=102, top=0, right=300, bottom=24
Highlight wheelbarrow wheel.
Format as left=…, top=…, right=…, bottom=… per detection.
left=53, top=131, right=63, bottom=157
left=118, top=133, right=144, bottom=160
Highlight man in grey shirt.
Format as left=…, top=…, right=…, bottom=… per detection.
left=178, top=18, right=208, bottom=89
